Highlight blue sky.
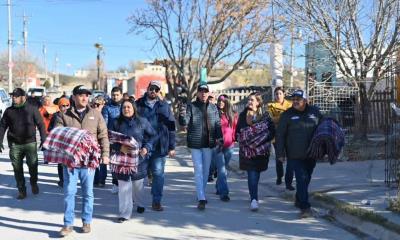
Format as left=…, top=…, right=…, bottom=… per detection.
left=0, top=0, right=156, bottom=74
left=0, top=0, right=305, bottom=75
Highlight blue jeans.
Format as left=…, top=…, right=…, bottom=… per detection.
left=94, top=164, right=107, bottom=185
left=287, top=159, right=316, bottom=210
left=63, top=167, right=95, bottom=226
left=215, top=147, right=233, bottom=196
left=285, top=162, right=294, bottom=187
left=247, top=170, right=261, bottom=201
left=149, top=152, right=166, bottom=204
left=191, top=148, right=212, bottom=201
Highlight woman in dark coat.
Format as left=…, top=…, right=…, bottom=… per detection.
left=109, top=99, right=156, bottom=222
left=236, top=92, right=275, bottom=211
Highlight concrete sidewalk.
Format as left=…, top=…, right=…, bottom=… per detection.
left=0, top=145, right=360, bottom=240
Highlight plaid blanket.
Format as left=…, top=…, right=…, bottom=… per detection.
left=43, top=127, right=101, bottom=169
left=108, top=130, right=139, bottom=174
left=238, top=116, right=273, bottom=159
left=307, top=118, right=345, bottom=164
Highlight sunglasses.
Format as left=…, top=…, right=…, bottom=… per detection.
left=149, top=87, right=160, bottom=93
left=61, top=104, right=70, bottom=107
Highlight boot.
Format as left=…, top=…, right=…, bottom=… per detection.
left=16, top=190, right=27, bottom=200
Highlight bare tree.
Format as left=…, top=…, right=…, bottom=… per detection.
left=128, top=0, right=273, bottom=103
left=278, top=0, right=400, bottom=137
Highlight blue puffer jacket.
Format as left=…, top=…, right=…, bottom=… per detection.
left=136, top=94, right=176, bottom=156
left=102, top=101, right=121, bottom=129
left=110, top=116, right=156, bottom=181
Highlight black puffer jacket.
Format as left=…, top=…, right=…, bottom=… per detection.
left=179, top=99, right=222, bottom=149
left=276, top=104, right=322, bottom=161
left=0, top=101, right=47, bottom=146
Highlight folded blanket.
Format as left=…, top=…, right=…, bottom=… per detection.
left=238, top=115, right=273, bottom=159
left=43, top=127, right=101, bottom=169
left=108, top=130, right=139, bottom=174
left=307, top=118, right=345, bottom=164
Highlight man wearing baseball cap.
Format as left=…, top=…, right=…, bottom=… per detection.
left=0, top=87, right=47, bottom=200
left=275, top=88, right=322, bottom=218
left=54, top=85, right=109, bottom=236
left=135, top=80, right=176, bottom=211
left=179, top=83, right=223, bottom=210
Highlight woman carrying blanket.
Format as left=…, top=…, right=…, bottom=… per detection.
left=236, top=92, right=275, bottom=211
left=110, top=99, right=156, bottom=223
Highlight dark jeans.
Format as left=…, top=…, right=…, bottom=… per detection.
left=57, top=163, right=64, bottom=183
left=247, top=170, right=261, bottom=201
left=9, top=142, right=38, bottom=192
left=273, top=143, right=294, bottom=186
left=287, top=159, right=316, bottom=210
left=149, top=151, right=166, bottom=204
left=94, top=164, right=107, bottom=185
left=285, top=162, right=294, bottom=187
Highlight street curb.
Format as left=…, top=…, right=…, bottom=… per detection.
left=263, top=182, right=400, bottom=240
left=313, top=198, right=400, bottom=240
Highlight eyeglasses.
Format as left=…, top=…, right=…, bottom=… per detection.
left=149, top=87, right=160, bottom=93
left=93, top=103, right=102, bottom=107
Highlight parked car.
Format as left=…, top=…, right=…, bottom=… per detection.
left=0, top=88, right=11, bottom=117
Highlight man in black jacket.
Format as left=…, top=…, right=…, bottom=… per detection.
left=276, top=89, right=322, bottom=218
left=0, top=88, right=47, bottom=199
left=179, top=84, right=223, bottom=210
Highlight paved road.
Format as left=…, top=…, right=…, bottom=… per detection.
left=0, top=146, right=361, bottom=240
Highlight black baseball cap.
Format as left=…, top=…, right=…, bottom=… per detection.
left=72, top=85, right=92, bottom=95
left=10, top=88, right=26, bottom=97
left=197, top=84, right=209, bottom=92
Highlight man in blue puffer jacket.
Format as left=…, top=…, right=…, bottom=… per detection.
left=136, top=80, right=176, bottom=211
left=97, top=86, right=123, bottom=193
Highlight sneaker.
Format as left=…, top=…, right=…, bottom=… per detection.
left=137, top=206, right=145, bottom=214
left=197, top=200, right=206, bottom=210
left=16, top=190, right=27, bottom=200
left=300, top=208, right=313, bottom=218
left=111, top=184, right=118, bottom=194
left=152, top=203, right=164, bottom=211
left=276, top=178, right=282, bottom=185
left=286, top=185, right=295, bottom=191
left=117, top=217, right=128, bottom=223
left=250, top=199, right=258, bottom=211
left=81, top=223, right=91, bottom=233
left=220, top=195, right=230, bottom=202
left=207, top=176, right=214, bottom=182
left=31, top=184, right=39, bottom=195
left=59, top=226, right=73, bottom=237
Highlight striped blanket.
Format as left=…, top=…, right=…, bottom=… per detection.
left=238, top=116, right=273, bottom=159
left=43, top=127, right=101, bottom=169
left=108, top=130, right=139, bottom=174
left=307, top=118, right=345, bottom=164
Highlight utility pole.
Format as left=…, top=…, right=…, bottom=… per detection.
left=94, top=43, right=103, bottom=90
left=54, top=54, right=59, bottom=88
left=289, top=20, right=295, bottom=88
left=42, top=44, right=47, bottom=88
left=21, top=10, right=31, bottom=88
left=7, top=0, right=13, bottom=92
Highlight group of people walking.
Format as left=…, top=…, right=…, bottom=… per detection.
left=0, top=81, right=324, bottom=237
